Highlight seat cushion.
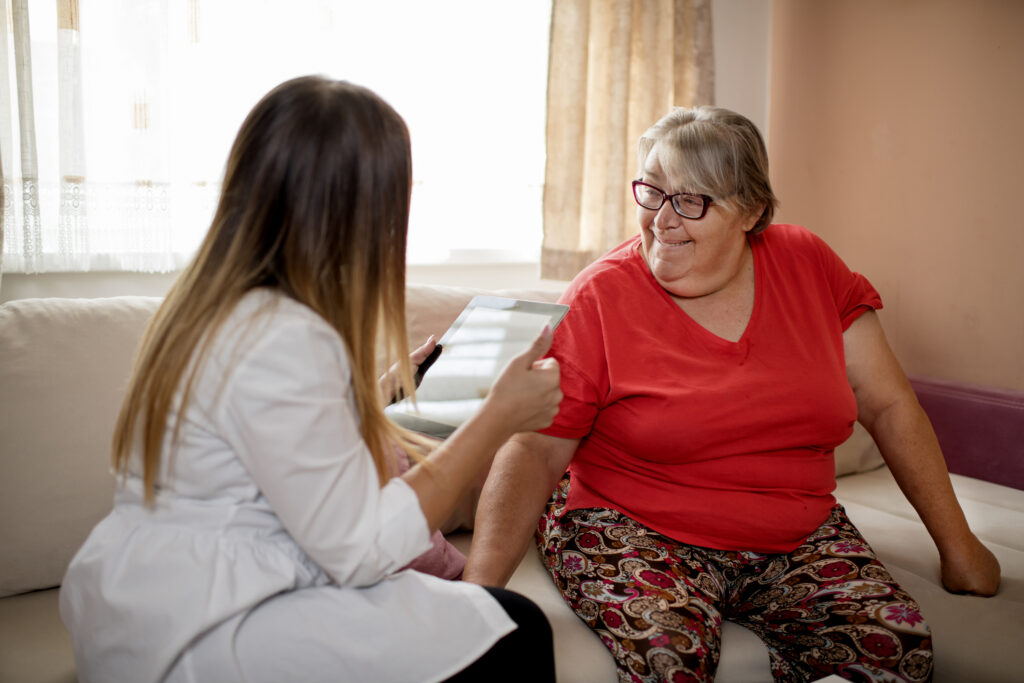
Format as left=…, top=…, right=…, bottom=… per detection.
left=0, top=589, right=76, bottom=683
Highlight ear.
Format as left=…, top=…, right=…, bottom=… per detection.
left=743, top=202, right=767, bottom=232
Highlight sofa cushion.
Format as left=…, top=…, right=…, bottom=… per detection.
left=0, top=588, right=76, bottom=683
left=834, top=420, right=885, bottom=477
left=0, top=296, right=162, bottom=597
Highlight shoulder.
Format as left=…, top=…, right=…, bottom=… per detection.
left=753, top=223, right=845, bottom=269
left=754, top=223, right=828, bottom=251
left=552, top=238, right=652, bottom=362
left=561, top=237, right=646, bottom=306
left=212, top=289, right=351, bottom=388
left=231, top=289, right=340, bottom=342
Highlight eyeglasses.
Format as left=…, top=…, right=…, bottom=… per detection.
left=631, top=180, right=714, bottom=220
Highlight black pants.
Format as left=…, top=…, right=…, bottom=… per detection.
left=444, top=587, right=555, bottom=683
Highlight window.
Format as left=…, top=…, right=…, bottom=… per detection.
left=1, top=0, right=551, bottom=272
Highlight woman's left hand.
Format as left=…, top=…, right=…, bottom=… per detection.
left=940, top=532, right=1002, bottom=596
left=380, top=336, right=437, bottom=404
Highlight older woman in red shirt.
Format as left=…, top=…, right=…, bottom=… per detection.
left=464, top=106, right=1000, bottom=683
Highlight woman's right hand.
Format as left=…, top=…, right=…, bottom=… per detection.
left=483, top=327, right=562, bottom=435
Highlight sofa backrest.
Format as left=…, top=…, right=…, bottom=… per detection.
left=0, top=284, right=565, bottom=598
left=0, top=282, right=909, bottom=600
left=0, top=296, right=163, bottom=598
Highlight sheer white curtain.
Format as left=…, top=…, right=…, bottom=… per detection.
left=0, top=0, right=551, bottom=277
left=2, top=0, right=219, bottom=273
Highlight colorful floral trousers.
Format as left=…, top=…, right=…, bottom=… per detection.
left=537, top=476, right=933, bottom=683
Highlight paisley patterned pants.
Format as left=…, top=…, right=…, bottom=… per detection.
left=537, top=476, right=933, bottom=683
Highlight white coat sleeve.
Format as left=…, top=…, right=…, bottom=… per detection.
left=217, top=311, right=433, bottom=588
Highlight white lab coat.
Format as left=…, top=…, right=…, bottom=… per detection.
left=59, top=289, right=515, bottom=683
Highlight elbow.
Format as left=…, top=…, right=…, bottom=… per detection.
left=319, top=542, right=408, bottom=588
left=856, top=382, right=921, bottom=435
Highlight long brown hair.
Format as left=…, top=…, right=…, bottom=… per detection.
left=114, top=76, right=425, bottom=501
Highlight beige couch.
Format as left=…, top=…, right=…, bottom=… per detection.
left=1, top=285, right=1022, bottom=683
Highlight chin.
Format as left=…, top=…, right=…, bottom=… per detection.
left=650, top=264, right=691, bottom=292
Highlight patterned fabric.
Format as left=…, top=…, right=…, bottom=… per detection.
left=537, top=476, right=933, bottom=683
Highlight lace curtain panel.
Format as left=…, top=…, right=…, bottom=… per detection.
left=540, top=0, right=715, bottom=281
left=1, top=0, right=220, bottom=274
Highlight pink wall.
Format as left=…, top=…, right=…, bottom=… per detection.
left=768, top=0, right=1024, bottom=391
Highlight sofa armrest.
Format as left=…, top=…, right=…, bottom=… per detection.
left=910, top=375, right=1024, bottom=491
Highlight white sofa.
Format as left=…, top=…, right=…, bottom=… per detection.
left=1, top=285, right=1022, bottom=683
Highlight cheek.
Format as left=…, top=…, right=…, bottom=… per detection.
left=636, top=206, right=652, bottom=231
left=637, top=213, right=656, bottom=253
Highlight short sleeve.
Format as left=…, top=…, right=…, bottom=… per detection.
left=808, top=230, right=883, bottom=330
left=836, top=273, right=882, bottom=331
left=539, top=282, right=608, bottom=440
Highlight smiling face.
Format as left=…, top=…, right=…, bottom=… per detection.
left=637, top=141, right=761, bottom=299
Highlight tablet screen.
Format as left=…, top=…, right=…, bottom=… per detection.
left=385, top=296, right=568, bottom=438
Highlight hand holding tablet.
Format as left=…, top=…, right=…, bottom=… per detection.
left=385, top=297, right=569, bottom=438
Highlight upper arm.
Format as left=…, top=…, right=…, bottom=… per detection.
left=512, top=431, right=579, bottom=486
left=484, top=431, right=579, bottom=512
left=843, top=310, right=917, bottom=429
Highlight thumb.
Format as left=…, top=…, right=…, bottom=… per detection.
left=411, top=335, right=437, bottom=365
left=513, top=325, right=554, bottom=368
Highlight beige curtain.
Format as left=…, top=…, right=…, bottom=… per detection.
left=541, top=0, right=714, bottom=281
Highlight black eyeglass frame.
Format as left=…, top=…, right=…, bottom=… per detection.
left=631, top=180, right=714, bottom=220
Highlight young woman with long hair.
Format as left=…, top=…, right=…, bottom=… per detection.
left=59, top=75, right=560, bottom=683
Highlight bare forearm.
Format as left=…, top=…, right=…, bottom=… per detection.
left=865, top=395, right=1001, bottom=594
left=863, top=395, right=973, bottom=554
left=402, top=327, right=562, bottom=537
left=463, top=434, right=573, bottom=587
left=402, top=408, right=514, bottom=534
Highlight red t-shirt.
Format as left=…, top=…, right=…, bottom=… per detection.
left=540, top=224, right=882, bottom=553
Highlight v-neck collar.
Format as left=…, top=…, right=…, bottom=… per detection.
left=631, top=236, right=762, bottom=348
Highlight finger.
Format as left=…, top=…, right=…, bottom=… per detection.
left=410, top=336, right=437, bottom=365
left=531, top=357, right=559, bottom=373
left=513, top=326, right=554, bottom=368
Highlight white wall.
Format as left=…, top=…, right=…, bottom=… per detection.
left=1, top=0, right=773, bottom=304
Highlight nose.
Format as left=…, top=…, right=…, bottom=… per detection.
left=653, top=201, right=683, bottom=231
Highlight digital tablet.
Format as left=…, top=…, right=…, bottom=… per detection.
left=385, top=296, right=569, bottom=438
